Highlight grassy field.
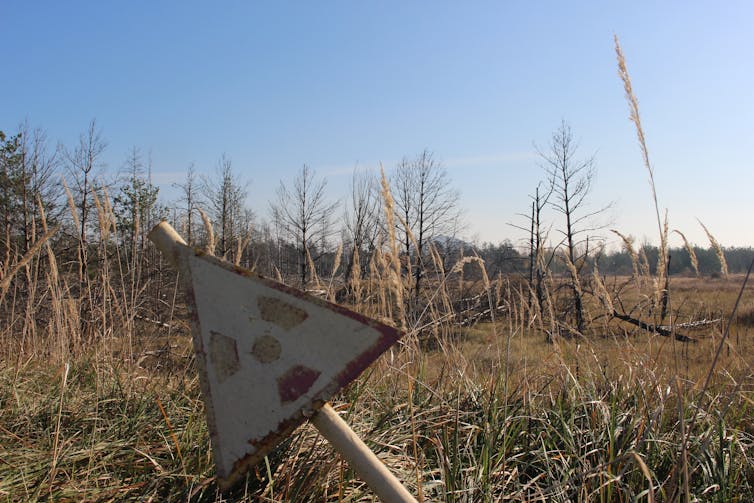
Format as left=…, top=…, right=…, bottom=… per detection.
left=4, top=36, right=752, bottom=501
left=2, top=177, right=752, bottom=501
left=1, top=268, right=753, bottom=502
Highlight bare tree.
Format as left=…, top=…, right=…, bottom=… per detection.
left=174, top=163, right=198, bottom=246
left=271, top=165, right=339, bottom=288
left=17, top=122, right=61, bottom=252
left=511, top=182, right=553, bottom=316
left=342, top=166, right=380, bottom=284
left=392, top=157, right=415, bottom=263
left=539, top=121, right=608, bottom=334
left=391, top=149, right=460, bottom=305
left=203, top=155, right=249, bottom=260
left=63, top=119, right=107, bottom=278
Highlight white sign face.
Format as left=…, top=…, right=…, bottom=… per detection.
left=180, top=251, right=402, bottom=487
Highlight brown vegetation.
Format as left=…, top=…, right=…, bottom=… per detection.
left=1, top=38, right=753, bottom=502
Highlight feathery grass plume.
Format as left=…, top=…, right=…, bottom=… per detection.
left=615, top=36, right=664, bottom=241
left=92, top=187, right=110, bottom=242
left=474, top=252, right=492, bottom=292
left=527, top=282, right=543, bottom=330
left=616, top=35, right=671, bottom=306
left=61, top=178, right=86, bottom=282
left=326, top=242, right=343, bottom=301
left=448, top=255, right=473, bottom=276
left=46, top=271, right=64, bottom=356
left=654, top=211, right=670, bottom=308
left=37, top=196, right=58, bottom=281
left=92, top=185, right=118, bottom=345
left=331, top=242, right=343, bottom=278
left=429, top=242, right=453, bottom=315
left=371, top=242, right=390, bottom=318
left=304, top=246, right=321, bottom=290
left=197, top=208, right=215, bottom=256
left=234, top=236, right=242, bottom=266
left=612, top=230, right=640, bottom=282
left=301, top=246, right=322, bottom=290
left=92, top=185, right=116, bottom=242
left=698, top=219, right=728, bottom=278
left=638, top=246, right=651, bottom=279
left=37, top=196, right=68, bottom=359
left=542, top=267, right=558, bottom=337
left=102, top=185, right=116, bottom=237
left=91, top=188, right=105, bottom=237
left=0, top=226, right=59, bottom=306
left=234, top=226, right=253, bottom=267
left=673, top=229, right=699, bottom=277
left=495, top=271, right=504, bottom=310
left=62, top=178, right=81, bottom=234
left=561, top=252, right=584, bottom=331
left=451, top=254, right=490, bottom=293
left=561, top=252, right=582, bottom=300
left=349, top=244, right=362, bottom=307
left=370, top=245, right=389, bottom=319
left=470, top=252, right=497, bottom=330
left=592, top=255, right=614, bottom=314
left=428, top=243, right=446, bottom=278
left=395, top=213, right=417, bottom=283
left=380, top=166, right=406, bottom=328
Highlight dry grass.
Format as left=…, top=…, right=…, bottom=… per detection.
left=3, top=299, right=753, bottom=501
left=1, top=38, right=753, bottom=502
left=2, top=182, right=753, bottom=502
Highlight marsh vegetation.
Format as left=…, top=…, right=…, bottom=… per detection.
left=1, top=37, right=753, bottom=502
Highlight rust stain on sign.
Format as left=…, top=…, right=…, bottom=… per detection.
left=277, top=365, right=322, bottom=403
left=209, top=331, right=240, bottom=383
left=258, top=296, right=308, bottom=330
left=251, top=335, right=282, bottom=363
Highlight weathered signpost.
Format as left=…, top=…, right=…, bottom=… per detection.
left=149, top=222, right=417, bottom=502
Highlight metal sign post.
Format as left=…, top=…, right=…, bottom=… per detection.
left=149, top=222, right=417, bottom=503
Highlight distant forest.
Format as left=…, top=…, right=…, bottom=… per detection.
left=472, top=241, right=752, bottom=278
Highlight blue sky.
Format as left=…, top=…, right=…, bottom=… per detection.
left=2, top=2, right=753, bottom=247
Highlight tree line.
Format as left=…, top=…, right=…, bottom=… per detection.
left=1, top=118, right=744, bottom=347
left=0, top=119, right=470, bottom=335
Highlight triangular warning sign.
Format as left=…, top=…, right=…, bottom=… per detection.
left=171, top=244, right=402, bottom=487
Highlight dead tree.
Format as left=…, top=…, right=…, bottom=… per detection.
left=540, top=121, right=608, bottom=334
left=174, top=163, right=198, bottom=246
left=391, top=150, right=460, bottom=307
left=63, top=119, right=107, bottom=280
left=342, top=166, right=380, bottom=285
left=271, top=165, right=338, bottom=288
left=203, top=155, right=249, bottom=260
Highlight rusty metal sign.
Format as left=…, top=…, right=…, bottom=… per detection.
left=153, top=227, right=402, bottom=488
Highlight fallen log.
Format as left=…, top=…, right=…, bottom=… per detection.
left=612, top=310, right=695, bottom=342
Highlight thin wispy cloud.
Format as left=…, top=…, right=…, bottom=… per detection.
left=444, top=152, right=537, bottom=168
left=320, top=161, right=390, bottom=178
left=319, top=152, right=535, bottom=177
